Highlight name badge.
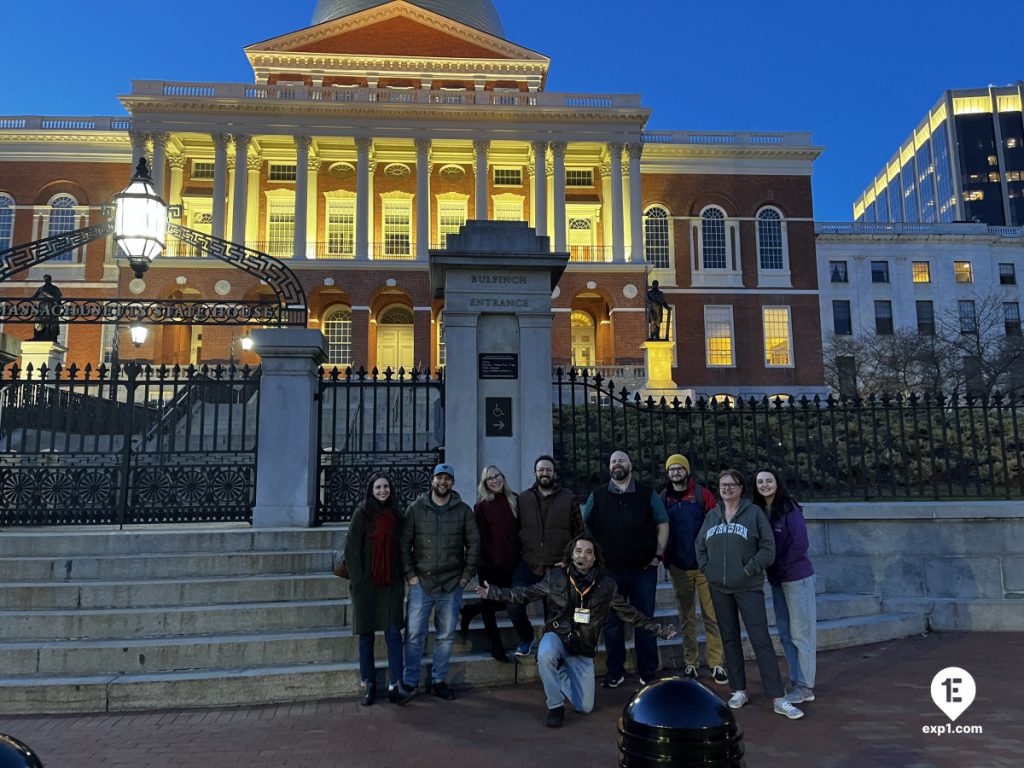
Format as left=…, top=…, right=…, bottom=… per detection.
left=573, top=608, right=591, bottom=624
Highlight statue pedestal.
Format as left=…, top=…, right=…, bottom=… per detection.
left=641, top=340, right=677, bottom=393
left=19, top=341, right=67, bottom=376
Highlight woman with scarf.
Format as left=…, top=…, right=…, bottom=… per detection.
left=345, top=472, right=408, bottom=705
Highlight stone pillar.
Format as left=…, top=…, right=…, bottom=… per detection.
left=415, top=138, right=432, bottom=260
left=429, top=221, right=568, bottom=493
left=474, top=139, right=490, bottom=220
left=294, top=136, right=311, bottom=261
left=245, top=152, right=262, bottom=248
left=225, top=152, right=236, bottom=242
left=608, top=142, right=625, bottom=262
left=251, top=328, right=327, bottom=527
left=355, top=137, right=371, bottom=260
left=212, top=133, right=230, bottom=240
left=150, top=133, right=168, bottom=198
left=167, top=153, right=186, bottom=208
left=600, top=160, right=613, bottom=260
left=129, top=131, right=147, bottom=166
left=532, top=140, right=548, bottom=239
left=306, top=155, right=320, bottom=259
left=232, top=134, right=250, bottom=246
left=627, top=142, right=644, bottom=262
left=551, top=142, right=567, bottom=253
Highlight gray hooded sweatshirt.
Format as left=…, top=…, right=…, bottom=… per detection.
left=695, top=498, right=775, bottom=593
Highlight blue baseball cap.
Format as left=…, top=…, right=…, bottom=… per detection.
left=433, top=463, right=456, bottom=478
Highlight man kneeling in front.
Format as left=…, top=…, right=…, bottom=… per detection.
left=476, top=535, right=676, bottom=727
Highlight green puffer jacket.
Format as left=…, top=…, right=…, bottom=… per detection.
left=400, top=489, right=480, bottom=593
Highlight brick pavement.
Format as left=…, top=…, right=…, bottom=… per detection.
left=0, top=632, right=1019, bottom=768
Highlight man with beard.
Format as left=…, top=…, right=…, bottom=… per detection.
left=509, top=455, right=585, bottom=656
left=582, top=450, right=669, bottom=688
left=400, top=463, right=480, bottom=700
left=477, top=535, right=676, bottom=727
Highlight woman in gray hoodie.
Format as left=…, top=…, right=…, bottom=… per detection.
left=696, top=468, right=804, bottom=720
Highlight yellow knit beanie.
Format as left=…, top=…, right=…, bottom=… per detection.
left=665, top=454, right=690, bottom=472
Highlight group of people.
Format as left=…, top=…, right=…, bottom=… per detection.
left=343, top=450, right=817, bottom=727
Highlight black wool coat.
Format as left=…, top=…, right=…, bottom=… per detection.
left=344, top=501, right=407, bottom=635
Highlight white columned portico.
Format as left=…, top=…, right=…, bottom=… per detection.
left=474, top=139, right=490, bottom=220
left=551, top=141, right=567, bottom=253
left=245, top=152, right=262, bottom=248
left=211, top=133, right=230, bottom=240
left=307, top=155, right=320, bottom=259
left=231, top=134, right=250, bottom=246
left=415, top=138, right=431, bottom=260
left=608, top=142, right=625, bottom=262
left=429, top=221, right=568, bottom=493
left=251, top=329, right=327, bottom=527
left=355, top=137, right=371, bottom=260
left=150, top=133, right=168, bottom=198
left=294, top=136, right=311, bottom=260
left=531, top=140, right=548, bottom=239
left=627, top=142, right=644, bottom=261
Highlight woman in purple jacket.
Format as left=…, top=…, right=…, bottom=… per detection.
left=753, top=469, right=816, bottom=705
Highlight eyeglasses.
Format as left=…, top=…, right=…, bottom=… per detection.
left=719, top=482, right=740, bottom=490
left=486, top=475, right=503, bottom=482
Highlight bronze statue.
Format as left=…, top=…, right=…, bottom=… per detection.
left=645, top=279, right=670, bottom=340
left=30, top=274, right=63, bottom=343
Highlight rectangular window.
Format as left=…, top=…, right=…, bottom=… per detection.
left=267, top=199, right=295, bottom=258
left=437, top=311, right=446, bottom=368
left=326, top=199, right=355, bottom=258
left=437, top=199, right=468, bottom=246
left=493, top=198, right=523, bottom=222
left=382, top=199, right=412, bottom=259
left=874, top=300, right=894, bottom=335
left=871, top=261, right=890, bottom=283
left=1000, top=263, right=1017, bottom=285
left=832, top=300, right=852, bottom=336
left=704, top=306, right=735, bottom=367
left=829, top=260, right=848, bottom=283
left=565, top=169, right=594, bottom=188
left=0, top=200, right=13, bottom=250
left=959, top=299, right=977, bottom=334
left=268, top=164, right=298, bottom=182
left=762, top=306, right=793, bottom=367
left=493, top=168, right=522, bottom=187
left=191, top=161, right=215, bottom=180
left=954, top=261, right=974, bottom=283
left=100, top=323, right=119, bottom=365
left=916, top=300, right=935, bottom=335
left=1005, top=302, right=1021, bottom=336
left=912, top=261, right=931, bottom=283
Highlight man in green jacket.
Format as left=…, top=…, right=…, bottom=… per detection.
left=400, top=463, right=480, bottom=700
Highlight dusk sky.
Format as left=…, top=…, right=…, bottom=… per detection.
left=1, top=0, right=1021, bottom=221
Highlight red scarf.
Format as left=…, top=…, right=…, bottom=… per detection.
left=369, top=506, right=398, bottom=586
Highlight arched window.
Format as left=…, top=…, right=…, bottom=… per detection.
left=756, top=207, right=784, bottom=270
left=323, top=307, right=352, bottom=367
left=0, top=193, right=14, bottom=250
left=644, top=205, right=671, bottom=269
left=700, top=207, right=727, bottom=269
left=48, top=194, right=79, bottom=262
left=570, top=310, right=596, bottom=369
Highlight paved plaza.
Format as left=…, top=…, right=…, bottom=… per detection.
left=0, top=631, right=1019, bottom=768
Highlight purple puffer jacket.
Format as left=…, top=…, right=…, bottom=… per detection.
left=765, top=498, right=814, bottom=586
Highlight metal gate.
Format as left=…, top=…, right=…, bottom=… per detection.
left=0, top=362, right=259, bottom=525
left=317, top=366, right=444, bottom=523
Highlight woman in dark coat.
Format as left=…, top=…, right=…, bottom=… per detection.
left=345, top=472, right=407, bottom=705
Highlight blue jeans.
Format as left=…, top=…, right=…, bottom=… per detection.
left=403, top=582, right=463, bottom=688
left=603, top=566, right=659, bottom=680
left=772, top=575, right=817, bottom=689
left=537, top=632, right=595, bottom=713
left=506, top=559, right=543, bottom=644
left=358, top=628, right=404, bottom=687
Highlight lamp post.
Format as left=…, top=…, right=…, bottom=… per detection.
left=112, top=158, right=168, bottom=278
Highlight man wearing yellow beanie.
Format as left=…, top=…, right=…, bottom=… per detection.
left=660, top=454, right=727, bottom=685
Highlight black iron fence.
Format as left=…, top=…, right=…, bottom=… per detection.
left=0, top=362, right=260, bottom=525
left=553, top=368, right=1024, bottom=502
left=318, top=366, right=444, bottom=523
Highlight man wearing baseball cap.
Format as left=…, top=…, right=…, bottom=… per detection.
left=661, top=454, right=727, bottom=685
left=400, top=463, right=480, bottom=700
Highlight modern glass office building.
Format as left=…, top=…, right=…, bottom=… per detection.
left=854, top=83, right=1024, bottom=227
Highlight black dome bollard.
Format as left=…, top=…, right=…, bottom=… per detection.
left=0, top=734, right=45, bottom=768
left=617, top=677, right=745, bottom=767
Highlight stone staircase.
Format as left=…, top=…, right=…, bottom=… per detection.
left=0, top=527, right=926, bottom=714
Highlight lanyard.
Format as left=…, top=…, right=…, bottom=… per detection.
left=568, top=573, right=594, bottom=608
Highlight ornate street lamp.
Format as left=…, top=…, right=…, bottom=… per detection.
left=129, top=323, right=148, bottom=348
left=112, top=158, right=168, bottom=278
left=240, top=336, right=254, bottom=352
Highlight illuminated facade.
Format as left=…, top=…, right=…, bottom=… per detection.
left=854, top=83, right=1024, bottom=226
left=0, top=0, right=825, bottom=399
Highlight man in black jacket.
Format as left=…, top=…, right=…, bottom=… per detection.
left=477, top=535, right=676, bottom=728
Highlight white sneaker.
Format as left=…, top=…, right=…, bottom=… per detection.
left=727, top=690, right=749, bottom=709
left=773, top=698, right=804, bottom=719
left=785, top=686, right=815, bottom=704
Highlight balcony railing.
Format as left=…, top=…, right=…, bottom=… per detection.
left=642, top=131, right=815, bottom=147
left=568, top=245, right=614, bottom=263
left=815, top=221, right=1024, bottom=237
left=0, top=116, right=131, bottom=131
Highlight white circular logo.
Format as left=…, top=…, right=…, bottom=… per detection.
left=930, top=667, right=976, bottom=722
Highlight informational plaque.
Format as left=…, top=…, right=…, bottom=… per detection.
left=478, top=353, right=519, bottom=380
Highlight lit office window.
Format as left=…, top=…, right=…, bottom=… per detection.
left=267, top=199, right=295, bottom=258
left=643, top=205, right=671, bottom=269
left=756, top=208, right=784, bottom=270
left=323, top=307, right=353, bottom=367
left=762, top=306, right=793, bottom=366
left=700, top=207, right=727, bottom=269
left=493, top=198, right=523, bottom=221
left=912, top=261, right=931, bottom=283
left=704, top=306, right=734, bottom=367
left=954, top=261, right=974, bottom=283
left=437, top=199, right=468, bottom=246
left=382, top=199, right=412, bottom=258
left=326, top=199, right=356, bottom=258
